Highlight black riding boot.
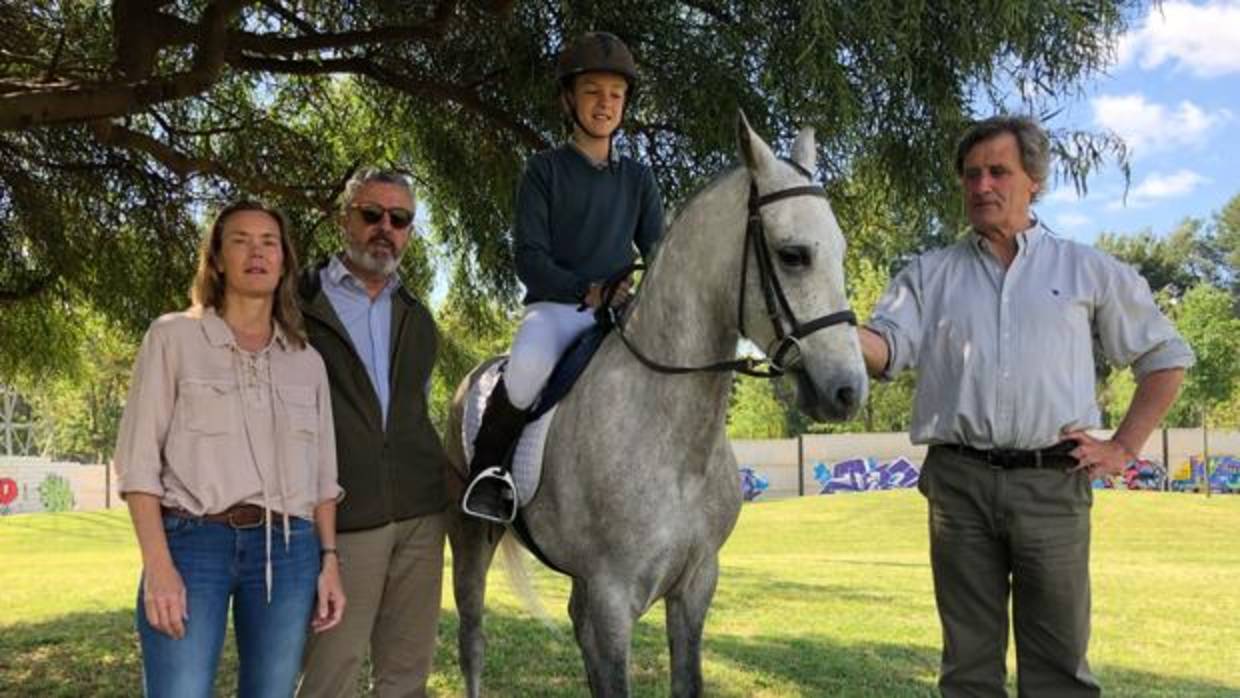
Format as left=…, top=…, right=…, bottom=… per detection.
left=462, top=379, right=527, bottom=522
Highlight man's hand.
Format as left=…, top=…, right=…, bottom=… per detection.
left=143, top=559, right=188, bottom=639
left=1062, top=429, right=1134, bottom=479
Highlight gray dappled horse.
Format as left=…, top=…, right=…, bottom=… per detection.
left=444, top=113, right=868, bottom=697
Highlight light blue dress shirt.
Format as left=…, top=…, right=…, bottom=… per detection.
left=321, top=256, right=399, bottom=428
left=868, top=220, right=1194, bottom=450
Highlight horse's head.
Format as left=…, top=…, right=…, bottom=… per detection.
left=735, top=112, right=868, bottom=422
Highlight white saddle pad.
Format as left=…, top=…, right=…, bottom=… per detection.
left=462, top=361, right=558, bottom=508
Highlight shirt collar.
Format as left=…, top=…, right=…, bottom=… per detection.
left=198, top=306, right=288, bottom=351
left=972, top=215, right=1045, bottom=259
left=326, top=254, right=400, bottom=297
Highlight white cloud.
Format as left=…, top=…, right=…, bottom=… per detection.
left=1054, top=213, right=1092, bottom=229
left=1044, top=187, right=1085, bottom=204
left=1118, top=1, right=1240, bottom=77
left=1108, top=169, right=1210, bottom=209
left=1091, top=94, right=1230, bottom=156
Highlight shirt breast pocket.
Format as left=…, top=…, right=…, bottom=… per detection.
left=178, top=381, right=238, bottom=435
left=277, top=385, right=318, bottom=441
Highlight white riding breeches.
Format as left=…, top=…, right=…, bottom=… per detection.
left=505, top=301, right=597, bottom=409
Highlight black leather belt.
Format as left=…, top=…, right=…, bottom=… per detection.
left=931, top=441, right=1079, bottom=470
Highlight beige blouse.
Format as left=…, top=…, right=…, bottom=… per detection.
left=114, top=307, right=341, bottom=520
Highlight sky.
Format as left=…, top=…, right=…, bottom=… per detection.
left=1035, top=0, right=1240, bottom=244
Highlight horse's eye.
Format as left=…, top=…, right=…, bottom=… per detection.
left=776, top=246, right=811, bottom=268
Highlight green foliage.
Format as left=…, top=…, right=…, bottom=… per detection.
left=1096, top=219, right=1226, bottom=300
left=14, top=311, right=136, bottom=462
left=427, top=264, right=518, bottom=433
left=727, top=375, right=790, bottom=439
left=1, top=0, right=1139, bottom=380
left=1167, top=284, right=1240, bottom=427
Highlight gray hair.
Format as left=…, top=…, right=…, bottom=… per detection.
left=338, top=167, right=417, bottom=215
left=954, top=115, right=1050, bottom=201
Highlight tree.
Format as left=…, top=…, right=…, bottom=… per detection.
left=1165, top=284, right=1240, bottom=429
left=1095, top=219, right=1225, bottom=300
left=727, top=374, right=790, bottom=439
left=1, top=0, right=1139, bottom=380
left=1213, top=191, right=1240, bottom=304
left=15, top=310, right=136, bottom=462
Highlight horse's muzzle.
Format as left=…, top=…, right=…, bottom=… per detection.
left=795, top=368, right=866, bottom=422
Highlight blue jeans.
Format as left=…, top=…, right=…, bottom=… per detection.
left=137, top=514, right=320, bottom=698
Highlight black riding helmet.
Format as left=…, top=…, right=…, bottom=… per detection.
left=555, top=31, right=638, bottom=89
left=556, top=32, right=637, bottom=154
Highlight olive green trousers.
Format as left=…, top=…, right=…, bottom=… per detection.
left=919, top=447, right=1102, bottom=697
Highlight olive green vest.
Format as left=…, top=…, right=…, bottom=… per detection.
left=298, top=262, right=449, bottom=532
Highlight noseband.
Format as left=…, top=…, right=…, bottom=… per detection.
left=610, top=159, right=857, bottom=378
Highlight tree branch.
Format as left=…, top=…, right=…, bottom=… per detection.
left=0, top=1, right=246, bottom=130
left=0, top=274, right=53, bottom=305
left=87, top=120, right=334, bottom=212
left=232, top=54, right=550, bottom=151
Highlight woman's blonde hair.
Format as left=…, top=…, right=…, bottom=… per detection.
left=190, top=200, right=307, bottom=349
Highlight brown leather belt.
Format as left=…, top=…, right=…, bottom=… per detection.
left=162, top=504, right=277, bottom=529
left=931, top=441, right=1080, bottom=470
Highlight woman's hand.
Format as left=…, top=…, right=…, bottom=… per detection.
left=143, top=558, right=188, bottom=639
left=311, top=554, right=346, bottom=633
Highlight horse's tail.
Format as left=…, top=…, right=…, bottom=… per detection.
left=497, top=532, right=556, bottom=630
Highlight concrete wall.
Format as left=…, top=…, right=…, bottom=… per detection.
left=2, top=428, right=1237, bottom=514
left=733, top=429, right=1240, bottom=500
left=0, top=457, right=120, bottom=515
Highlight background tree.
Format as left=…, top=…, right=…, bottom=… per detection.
left=2, top=0, right=1137, bottom=383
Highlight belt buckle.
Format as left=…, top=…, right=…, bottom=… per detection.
left=227, top=507, right=265, bottom=529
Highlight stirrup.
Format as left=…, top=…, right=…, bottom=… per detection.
left=461, top=466, right=518, bottom=524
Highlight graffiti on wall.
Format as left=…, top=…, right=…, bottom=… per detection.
left=1093, top=459, right=1167, bottom=490
left=813, top=456, right=921, bottom=494
left=1169, top=455, right=1240, bottom=493
left=0, top=467, right=91, bottom=515
left=0, top=476, right=17, bottom=514
left=734, top=451, right=1240, bottom=499
left=738, top=467, right=769, bottom=501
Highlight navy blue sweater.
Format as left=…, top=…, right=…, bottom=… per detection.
left=514, top=144, right=664, bottom=304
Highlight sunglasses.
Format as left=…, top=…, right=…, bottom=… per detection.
left=351, top=203, right=414, bottom=230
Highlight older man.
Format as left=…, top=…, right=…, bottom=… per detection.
left=860, top=116, right=1193, bottom=697
left=297, top=169, right=449, bottom=697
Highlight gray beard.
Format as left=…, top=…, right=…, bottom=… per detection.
left=345, top=241, right=401, bottom=278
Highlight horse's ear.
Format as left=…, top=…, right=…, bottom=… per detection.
left=791, top=126, right=817, bottom=174
left=736, top=109, right=775, bottom=176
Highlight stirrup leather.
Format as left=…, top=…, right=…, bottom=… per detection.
left=462, top=466, right=518, bottom=524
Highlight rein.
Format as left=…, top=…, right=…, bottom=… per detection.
left=608, top=159, right=857, bottom=378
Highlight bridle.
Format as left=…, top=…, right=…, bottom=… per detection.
left=609, top=159, right=857, bottom=378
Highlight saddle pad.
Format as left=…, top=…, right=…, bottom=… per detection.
left=462, top=361, right=557, bottom=508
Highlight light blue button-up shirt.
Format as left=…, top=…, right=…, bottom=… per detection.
left=868, top=220, right=1194, bottom=450
left=321, top=255, right=399, bottom=428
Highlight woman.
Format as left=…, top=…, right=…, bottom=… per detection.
left=461, top=31, right=665, bottom=522
left=114, top=200, right=345, bottom=697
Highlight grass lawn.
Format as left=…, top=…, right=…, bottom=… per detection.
left=2, top=491, right=1237, bottom=696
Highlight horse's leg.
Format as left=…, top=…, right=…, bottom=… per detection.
left=665, top=554, right=720, bottom=698
left=569, top=578, right=637, bottom=697
left=447, top=509, right=503, bottom=698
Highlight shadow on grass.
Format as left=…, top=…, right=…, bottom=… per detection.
left=6, top=606, right=1236, bottom=697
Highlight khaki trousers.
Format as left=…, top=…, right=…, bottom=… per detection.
left=919, top=447, right=1101, bottom=698
left=298, top=513, right=446, bottom=698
